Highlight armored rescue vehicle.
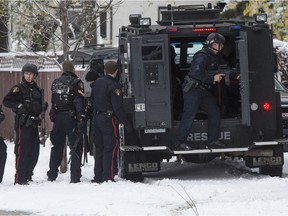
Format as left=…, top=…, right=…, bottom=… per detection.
left=113, top=3, right=285, bottom=181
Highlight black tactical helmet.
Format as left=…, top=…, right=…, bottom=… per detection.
left=206, top=33, right=226, bottom=46
left=22, top=63, right=38, bottom=77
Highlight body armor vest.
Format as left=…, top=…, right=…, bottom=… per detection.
left=19, top=82, right=42, bottom=116
left=197, top=48, right=221, bottom=71
left=51, top=75, right=79, bottom=112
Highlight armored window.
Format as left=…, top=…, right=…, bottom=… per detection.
left=187, top=42, right=203, bottom=63
left=142, top=46, right=163, bottom=61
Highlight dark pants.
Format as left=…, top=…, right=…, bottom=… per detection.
left=93, top=115, right=119, bottom=182
left=0, top=136, right=7, bottom=183
left=47, top=112, right=82, bottom=182
left=14, top=125, right=40, bottom=184
left=177, top=88, right=220, bottom=144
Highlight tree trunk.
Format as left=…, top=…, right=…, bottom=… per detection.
left=0, top=1, right=9, bottom=52
left=60, top=0, right=69, bottom=61
left=83, top=0, right=97, bottom=48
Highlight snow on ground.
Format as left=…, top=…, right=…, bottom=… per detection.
left=1, top=139, right=288, bottom=216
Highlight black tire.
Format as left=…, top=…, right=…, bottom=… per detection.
left=182, top=154, right=216, bottom=163
left=259, top=165, right=283, bottom=177
left=123, top=173, right=144, bottom=183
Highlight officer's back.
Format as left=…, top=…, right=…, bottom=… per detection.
left=47, top=60, right=85, bottom=183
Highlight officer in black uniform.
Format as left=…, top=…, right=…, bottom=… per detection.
left=3, top=63, right=46, bottom=185
left=91, top=61, right=131, bottom=183
left=175, top=33, right=227, bottom=150
left=0, top=105, right=7, bottom=183
left=84, top=69, right=100, bottom=155
left=47, top=60, right=86, bottom=183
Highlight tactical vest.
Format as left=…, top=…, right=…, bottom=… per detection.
left=51, top=75, right=79, bottom=112
left=18, top=82, right=42, bottom=116
left=196, top=48, right=222, bottom=71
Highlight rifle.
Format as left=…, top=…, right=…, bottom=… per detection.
left=207, top=64, right=240, bottom=86
left=67, top=97, right=92, bottom=165
left=68, top=124, right=89, bottom=166
left=82, top=131, right=89, bottom=166
left=39, top=89, right=47, bottom=146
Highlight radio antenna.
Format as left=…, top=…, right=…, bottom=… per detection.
left=167, top=4, right=174, bottom=26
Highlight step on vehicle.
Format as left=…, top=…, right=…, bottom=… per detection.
left=112, top=3, right=286, bottom=181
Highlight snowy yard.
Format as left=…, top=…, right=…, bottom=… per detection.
left=1, top=140, right=288, bottom=216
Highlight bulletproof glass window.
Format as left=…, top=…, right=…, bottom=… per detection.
left=142, top=45, right=163, bottom=61
left=170, top=42, right=180, bottom=64
left=187, top=42, right=204, bottom=63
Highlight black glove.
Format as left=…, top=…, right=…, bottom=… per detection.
left=16, top=104, right=27, bottom=115
left=76, top=119, right=86, bottom=134
left=49, top=109, right=56, bottom=122
left=42, top=102, right=48, bottom=112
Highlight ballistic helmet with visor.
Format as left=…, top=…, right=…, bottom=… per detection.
left=22, top=63, right=38, bottom=77
left=206, top=33, right=225, bottom=46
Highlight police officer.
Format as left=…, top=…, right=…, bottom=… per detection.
left=0, top=105, right=7, bottom=183
left=91, top=61, right=131, bottom=183
left=3, top=63, right=46, bottom=185
left=84, top=69, right=100, bottom=154
left=47, top=60, right=86, bottom=183
left=175, top=33, right=227, bottom=150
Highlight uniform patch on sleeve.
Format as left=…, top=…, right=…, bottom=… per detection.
left=12, top=86, right=19, bottom=93
left=115, top=88, right=121, bottom=96
left=78, top=82, right=84, bottom=90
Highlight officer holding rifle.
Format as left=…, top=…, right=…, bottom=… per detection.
left=175, top=33, right=227, bottom=150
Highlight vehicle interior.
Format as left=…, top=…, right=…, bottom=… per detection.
left=169, top=36, right=241, bottom=121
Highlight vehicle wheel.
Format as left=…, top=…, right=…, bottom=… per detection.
left=259, top=165, right=283, bottom=177
left=182, top=154, right=216, bottom=163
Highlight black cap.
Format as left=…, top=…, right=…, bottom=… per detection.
left=85, top=69, right=99, bottom=82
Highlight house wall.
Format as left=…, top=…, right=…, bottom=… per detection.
left=110, top=0, right=220, bottom=45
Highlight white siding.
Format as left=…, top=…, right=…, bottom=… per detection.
left=110, top=0, right=220, bottom=45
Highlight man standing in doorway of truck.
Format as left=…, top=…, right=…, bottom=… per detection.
left=175, top=32, right=227, bottom=150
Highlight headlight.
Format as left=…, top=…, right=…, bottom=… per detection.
left=255, top=13, right=267, bottom=23
left=139, top=18, right=151, bottom=27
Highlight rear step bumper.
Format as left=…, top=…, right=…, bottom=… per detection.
left=120, top=140, right=284, bottom=154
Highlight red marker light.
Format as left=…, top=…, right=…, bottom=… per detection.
left=167, top=27, right=178, bottom=32
left=262, top=102, right=271, bottom=111
left=192, top=27, right=217, bottom=32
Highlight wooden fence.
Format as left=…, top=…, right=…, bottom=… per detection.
left=0, top=69, right=85, bottom=140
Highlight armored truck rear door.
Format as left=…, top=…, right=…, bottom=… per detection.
left=130, top=34, right=172, bottom=129
left=237, top=28, right=281, bottom=139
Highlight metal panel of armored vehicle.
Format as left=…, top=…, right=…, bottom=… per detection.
left=116, top=3, right=285, bottom=181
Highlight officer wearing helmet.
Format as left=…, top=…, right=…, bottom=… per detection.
left=3, top=63, right=47, bottom=185
left=175, top=32, right=227, bottom=150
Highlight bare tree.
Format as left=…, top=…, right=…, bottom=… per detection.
left=0, top=0, right=9, bottom=52
left=6, top=0, right=122, bottom=64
